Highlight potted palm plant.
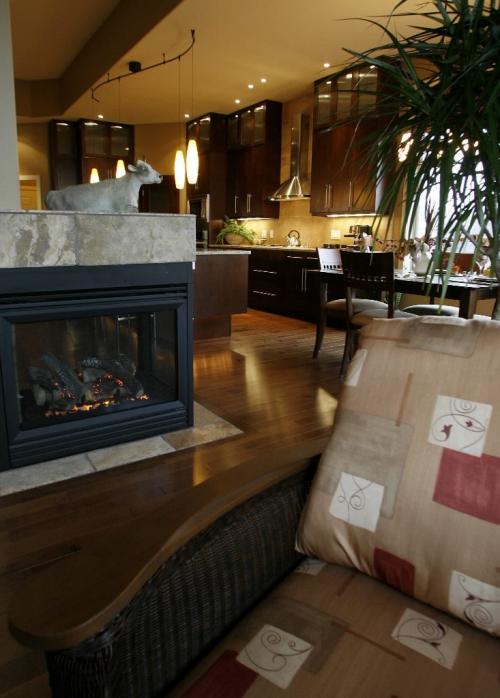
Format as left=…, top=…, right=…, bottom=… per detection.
left=344, top=0, right=500, bottom=318
left=215, top=218, right=255, bottom=246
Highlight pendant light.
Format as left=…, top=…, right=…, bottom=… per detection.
left=115, top=159, right=126, bottom=178
left=186, top=40, right=199, bottom=185
left=115, top=78, right=127, bottom=178
left=90, top=167, right=100, bottom=183
left=174, top=57, right=186, bottom=190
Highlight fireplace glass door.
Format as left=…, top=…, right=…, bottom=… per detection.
left=13, top=309, right=178, bottom=430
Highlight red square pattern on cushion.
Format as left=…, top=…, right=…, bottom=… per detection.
left=181, top=650, right=257, bottom=698
left=373, top=548, right=415, bottom=596
left=433, top=449, right=500, bottom=525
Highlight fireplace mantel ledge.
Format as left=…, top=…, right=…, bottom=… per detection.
left=0, top=210, right=196, bottom=268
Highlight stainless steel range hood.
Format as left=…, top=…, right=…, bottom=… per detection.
left=269, top=111, right=311, bottom=201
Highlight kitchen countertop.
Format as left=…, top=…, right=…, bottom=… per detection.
left=207, top=244, right=318, bottom=252
left=196, top=249, right=250, bottom=255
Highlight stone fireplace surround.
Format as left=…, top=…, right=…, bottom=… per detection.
left=0, top=211, right=196, bottom=470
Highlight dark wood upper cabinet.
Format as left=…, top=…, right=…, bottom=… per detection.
left=186, top=113, right=226, bottom=201
left=49, top=119, right=135, bottom=189
left=79, top=119, right=134, bottom=184
left=311, top=64, right=387, bottom=215
left=225, top=100, right=282, bottom=219
left=139, top=175, right=179, bottom=213
left=49, top=120, right=80, bottom=190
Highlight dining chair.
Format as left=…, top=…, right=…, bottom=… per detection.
left=312, top=248, right=387, bottom=358
left=340, top=250, right=414, bottom=376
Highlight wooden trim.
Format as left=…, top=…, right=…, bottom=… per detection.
left=8, top=438, right=327, bottom=651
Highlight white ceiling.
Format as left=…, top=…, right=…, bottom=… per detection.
left=11, top=0, right=423, bottom=124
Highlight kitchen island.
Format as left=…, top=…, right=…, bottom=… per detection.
left=194, top=250, right=250, bottom=339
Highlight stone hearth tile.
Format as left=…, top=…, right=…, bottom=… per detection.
left=88, top=436, right=175, bottom=471
left=0, top=454, right=94, bottom=496
left=164, top=421, right=242, bottom=451
left=193, top=401, right=231, bottom=427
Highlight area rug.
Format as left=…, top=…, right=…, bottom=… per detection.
left=0, top=402, right=242, bottom=496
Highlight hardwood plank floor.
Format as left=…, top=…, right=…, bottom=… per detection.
left=0, top=310, right=344, bottom=696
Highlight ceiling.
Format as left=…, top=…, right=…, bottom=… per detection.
left=10, top=0, right=423, bottom=124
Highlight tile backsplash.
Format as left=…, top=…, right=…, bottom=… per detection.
left=246, top=199, right=389, bottom=249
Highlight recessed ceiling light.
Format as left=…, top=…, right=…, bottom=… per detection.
left=184, top=113, right=190, bottom=118
left=97, top=114, right=104, bottom=119
left=326, top=80, right=332, bottom=85
left=235, top=99, right=241, bottom=104
left=323, top=62, right=330, bottom=68
left=260, top=77, right=267, bottom=83
left=248, top=83, right=254, bottom=89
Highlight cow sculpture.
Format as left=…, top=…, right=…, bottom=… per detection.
left=45, top=160, right=162, bottom=213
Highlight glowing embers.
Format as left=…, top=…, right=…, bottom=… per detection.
left=28, top=353, right=148, bottom=419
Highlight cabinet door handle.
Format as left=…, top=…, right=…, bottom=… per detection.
left=301, top=268, right=305, bottom=292
left=247, top=193, right=252, bottom=213
left=252, top=269, right=278, bottom=274
left=324, top=184, right=329, bottom=209
left=234, top=195, right=239, bottom=213
left=285, top=255, right=303, bottom=259
left=349, top=181, right=353, bottom=209
left=252, top=290, right=277, bottom=297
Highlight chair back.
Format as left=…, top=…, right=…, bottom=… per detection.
left=317, top=247, right=342, bottom=271
left=340, top=251, right=395, bottom=319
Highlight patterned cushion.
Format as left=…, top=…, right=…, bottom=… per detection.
left=172, top=562, right=500, bottom=697
left=296, top=316, right=500, bottom=638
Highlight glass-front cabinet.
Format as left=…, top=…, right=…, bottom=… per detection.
left=310, top=63, right=387, bottom=215
left=313, top=64, right=380, bottom=128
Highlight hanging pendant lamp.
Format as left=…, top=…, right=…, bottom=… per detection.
left=174, top=56, right=186, bottom=190
left=186, top=139, right=199, bottom=185
left=115, top=159, right=126, bottom=178
left=186, top=43, right=199, bottom=185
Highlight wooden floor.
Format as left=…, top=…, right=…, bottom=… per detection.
left=0, top=310, right=345, bottom=697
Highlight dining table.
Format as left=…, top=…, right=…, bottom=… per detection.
left=311, top=269, right=499, bottom=319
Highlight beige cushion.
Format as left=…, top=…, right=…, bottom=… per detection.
left=351, top=308, right=414, bottom=326
left=174, top=562, right=500, bottom=697
left=297, top=316, right=500, bottom=638
left=404, top=304, right=459, bottom=316
left=325, top=298, right=387, bottom=314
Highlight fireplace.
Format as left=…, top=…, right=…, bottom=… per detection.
left=0, top=263, right=193, bottom=469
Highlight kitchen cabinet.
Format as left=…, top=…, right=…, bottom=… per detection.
left=186, top=113, right=226, bottom=199
left=310, top=64, right=386, bottom=215
left=139, top=175, right=179, bottom=213
left=49, top=120, right=80, bottom=190
left=186, top=113, right=227, bottom=244
left=247, top=248, right=322, bottom=320
left=313, top=65, right=379, bottom=129
left=49, top=119, right=135, bottom=188
left=226, top=100, right=282, bottom=219
left=80, top=119, right=134, bottom=183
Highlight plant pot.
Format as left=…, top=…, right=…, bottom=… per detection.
left=224, top=233, right=245, bottom=245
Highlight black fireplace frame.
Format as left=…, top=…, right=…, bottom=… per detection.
left=0, top=263, right=193, bottom=470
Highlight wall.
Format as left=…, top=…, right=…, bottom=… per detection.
left=0, top=0, right=20, bottom=209
left=17, top=123, right=51, bottom=205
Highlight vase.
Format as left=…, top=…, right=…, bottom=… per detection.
left=224, top=233, right=245, bottom=245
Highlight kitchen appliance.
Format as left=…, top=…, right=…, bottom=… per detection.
left=188, top=194, right=210, bottom=248
left=269, top=112, right=311, bottom=201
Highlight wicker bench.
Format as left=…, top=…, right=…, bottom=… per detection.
left=9, top=436, right=500, bottom=697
